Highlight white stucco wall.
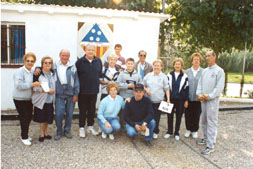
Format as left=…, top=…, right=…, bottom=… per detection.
left=1, top=3, right=169, bottom=110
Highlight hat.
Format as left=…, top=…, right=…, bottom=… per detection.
left=134, top=84, right=144, bottom=91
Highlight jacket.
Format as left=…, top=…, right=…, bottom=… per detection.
left=134, top=61, right=153, bottom=77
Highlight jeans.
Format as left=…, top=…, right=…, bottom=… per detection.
left=125, top=119, right=156, bottom=141
left=97, top=117, right=121, bottom=134
left=78, top=94, right=97, bottom=127
left=13, top=99, right=33, bottom=139
left=55, top=96, right=75, bottom=135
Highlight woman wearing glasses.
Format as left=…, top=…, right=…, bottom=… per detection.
left=32, top=56, right=55, bottom=142
left=13, top=52, right=41, bottom=146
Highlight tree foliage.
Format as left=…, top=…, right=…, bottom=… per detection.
left=168, top=0, right=253, bottom=55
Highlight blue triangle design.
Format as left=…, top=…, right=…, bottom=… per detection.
left=82, top=24, right=109, bottom=43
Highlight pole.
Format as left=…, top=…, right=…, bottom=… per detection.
left=240, top=42, right=247, bottom=97
left=162, top=0, right=165, bottom=14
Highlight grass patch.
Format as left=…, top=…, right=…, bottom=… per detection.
left=227, top=72, right=253, bottom=83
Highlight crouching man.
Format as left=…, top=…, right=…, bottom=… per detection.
left=124, top=84, right=156, bottom=147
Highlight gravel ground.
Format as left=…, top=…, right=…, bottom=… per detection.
left=1, top=110, right=253, bottom=169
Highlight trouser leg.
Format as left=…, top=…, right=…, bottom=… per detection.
left=192, top=101, right=202, bottom=132
left=87, top=94, right=97, bottom=126
left=64, top=96, right=75, bottom=133
left=144, top=119, right=156, bottom=141
left=201, top=102, right=208, bottom=140
left=152, top=103, right=162, bottom=134
left=78, top=94, right=88, bottom=128
left=55, top=97, right=65, bottom=135
left=185, top=101, right=193, bottom=131
left=206, top=98, right=219, bottom=149
left=174, top=100, right=184, bottom=136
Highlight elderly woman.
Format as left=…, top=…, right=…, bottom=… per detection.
left=166, top=58, right=189, bottom=141
left=184, top=53, right=203, bottom=139
left=97, top=82, right=125, bottom=140
left=13, top=52, right=41, bottom=146
left=100, top=54, right=120, bottom=101
left=144, top=59, right=170, bottom=139
left=32, top=56, right=55, bottom=142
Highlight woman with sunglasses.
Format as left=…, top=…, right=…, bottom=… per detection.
left=13, top=52, right=41, bottom=146
left=32, top=56, right=55, bottom=142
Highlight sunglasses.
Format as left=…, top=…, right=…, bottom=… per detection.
left=139, top=54, right=146, bottom=57
left=26, top=60, right=35, bottom=63
left=44, top=62, right=52, bottom=65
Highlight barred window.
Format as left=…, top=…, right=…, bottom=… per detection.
left=1, top=23, right=26, bottom=67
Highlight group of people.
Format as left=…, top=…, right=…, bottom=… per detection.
left=13, top=43, right=225, bottom=155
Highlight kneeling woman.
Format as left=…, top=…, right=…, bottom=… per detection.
left=97, top=82, right=125, bottom=140
left=32, top=56, right=55, bottom=142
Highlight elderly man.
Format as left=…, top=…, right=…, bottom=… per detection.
left=33, top=50, right=79, bottom=140
left=196, top=51, right=225, bottom=155
left=124, top=84, right=156, bottom=147
left=76, top=43, right=103, bottom=137
left=54, top=49, right=80, bottom=140
left=134, top=50, right=153, bottom=79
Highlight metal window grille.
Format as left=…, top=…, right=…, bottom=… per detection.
left=1, top=24, right=26, bottom=65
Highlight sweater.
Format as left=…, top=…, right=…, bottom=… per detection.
left=144, top=72, right=170, bottom=103
left=116, top=69, right=143, bottom=99
left=196, top=64, right=225, bottom=100
left=75, top=55, right=102, bottom=94
left=13, top=66, right=33, bottom=101
left=186, top=67, right=203, bottom=101
left=124, top=96, right=154, bottom=127
left=97, top=95, right=125, bottom=123
left=167, top=70, right=189, bottom=101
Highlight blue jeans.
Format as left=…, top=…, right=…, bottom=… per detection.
left=55, top=96, right=75, bottom=135
left=125, top=119, right=156, bottom=141
left=97, top=117, right=121, bottom=134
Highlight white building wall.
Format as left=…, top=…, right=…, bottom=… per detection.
left=1, top=4, right=169, bottom=110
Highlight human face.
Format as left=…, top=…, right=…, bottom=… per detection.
left=114, top=47, right=122, bottom=56
left=109, top=87, right=118, bottom=99
left=24, top=56, right=35, bottom=71
left=60, top=50, right=70, bottom=65
left=108, top=57, right=117, bottom=68
left=126, top=61, right=134, bottom=72
left=192, top=56, right=200, bottom=68
left=134, top=90, right=144, bottom=101
left=153, top=62, right=162, bottom=75
left=206, top=51, right=216, bottom=66
left=174, top=61, right=182, bottom=72
left=85, top=45, right=95, bottom=60
left=138, top=52, right=146, bottom=64
left=42, top=59, right=52, bottom=72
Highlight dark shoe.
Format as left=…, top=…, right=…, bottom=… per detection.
left=44, top=135, right=52, bottom=140
left=39, top=137, right=44, bottom=142
left=54, top=135, right=62, bottom=140
left=64, top=132, right=73, bottom=139
left=196, top=139, right=206, bottom=145
left=201, top=147, right=214, bottom=155
left=144, top=140, right=152, bottom=147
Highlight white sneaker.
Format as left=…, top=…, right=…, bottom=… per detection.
left=175, top=135, right=180, bottom=141
left=101, top=132, right=107, bottom=139
left=28, top=137, right=32, bottom=141
left=153, top=133, right=158, bottom=139
left=184, top=130, right=191, bottom=137
left=21, top=139, right=32, bottom=146
left=87, top=126, right=99, bottom=136
left=109, top=134, right=114, bottom=140
left=79, top=127, right=86, bottom=138
left=192, top=132, right=198, bottom=139
left=164, top=133, right=171, bottom=139
left=98, top=128, right=102, bottom=134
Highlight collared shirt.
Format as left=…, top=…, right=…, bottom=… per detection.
left=23, top=66, right=32, bottom=73
left=191, top=67, right=200, bottom=77
left=58, top=61, right=69, bottom=84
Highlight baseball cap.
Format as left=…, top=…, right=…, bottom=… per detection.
left=134, top=84, right=144, bottom=91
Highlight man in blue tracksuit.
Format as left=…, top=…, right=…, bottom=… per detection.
left=196, top=51, right=225, bottom=155
left=76, top=43, right=103, bottom=137
left=54, top=49, right=80, bottom=140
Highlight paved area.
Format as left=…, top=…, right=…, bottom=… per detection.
left=1, top=109, right=253, bottom=169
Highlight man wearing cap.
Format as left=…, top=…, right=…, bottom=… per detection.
left=124, top=84, right=156, bottom=147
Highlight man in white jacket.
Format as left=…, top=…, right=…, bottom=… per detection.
left=196, top=51, right=225, bottom=155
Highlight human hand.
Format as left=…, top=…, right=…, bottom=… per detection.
left=128, top=83, right=135, bottom=89
left=31, top=81, right=41, bottom=87
left=141, top=123, right=147, bottom=132
left=49, top=89, right=54, bottom=95
left=73, top=96, right=78, bottom=102
left=125, top=98, right=131, bottom=103
left=105, top=121, right=111, bottom=129
left=184, top=100, right=188, bottom=108
left=145, top=89, right=151, bottom=96
left=33, top=67, right=41, bottom=75
left=135, top=125, right=142, bottom=132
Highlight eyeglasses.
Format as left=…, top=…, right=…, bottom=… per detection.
left=26, top=60, right=35, bottom=63
left=44, top=62, right=52, bottom=65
